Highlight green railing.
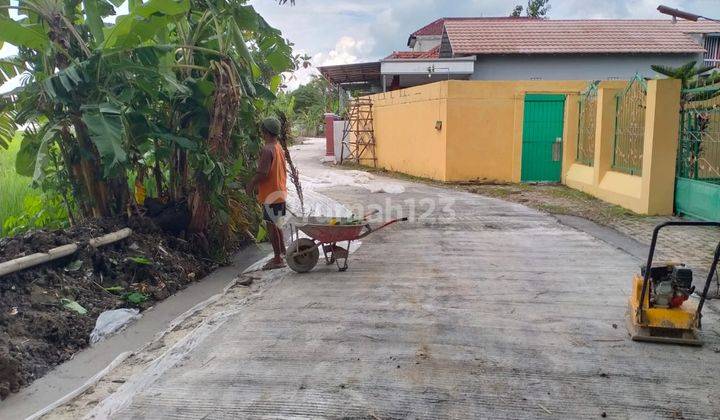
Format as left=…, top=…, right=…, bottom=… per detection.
left=576, top=81, right=598, bottom=166
left=678, top=96, right=720, bottom=184
left=612, top=74, right=647, bottom=176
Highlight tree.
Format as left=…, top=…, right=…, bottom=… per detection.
left=651, top=61, right=720, bottom=107
left=291, top=75, right=338, bottom=135
left=510, top=0, right=550, bottom=18
left=292, top=75, right=337, bottom=114
left=651, top=61, right=718, bottom=91
left=0, top=0, right=296, bottom=251
left=652, top=61, right=720, bottom=181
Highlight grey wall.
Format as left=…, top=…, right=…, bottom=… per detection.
left=439, top=30, right=452, bottom=58
left=471, top=53, right=702, bottom=80
left=412, top=35, right=442, bottom=52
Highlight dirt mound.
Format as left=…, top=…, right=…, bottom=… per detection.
left=0, top=218, right=215, bottom=399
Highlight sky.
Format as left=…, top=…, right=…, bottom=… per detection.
left=1, top=0, right=719, bottom=92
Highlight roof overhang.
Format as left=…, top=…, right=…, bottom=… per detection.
left=318, top=61, right=382, bottom=86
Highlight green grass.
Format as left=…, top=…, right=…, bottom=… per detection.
left=0, top=134, right=41, bottom=236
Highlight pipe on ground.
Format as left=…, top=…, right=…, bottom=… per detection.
left=0, top=228, right=133, bottom=278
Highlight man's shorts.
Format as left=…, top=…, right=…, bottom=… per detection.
left=262, top=202, right=286, bottom=226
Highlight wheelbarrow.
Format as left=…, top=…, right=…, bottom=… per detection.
left=286, top=211, right=407, bottom=273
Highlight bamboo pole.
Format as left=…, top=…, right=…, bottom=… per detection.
left=88, top=228, right=133, bottom=248
left=0, top=228, right=133, bottom=278
left=0, top=244, right=78, bottom=278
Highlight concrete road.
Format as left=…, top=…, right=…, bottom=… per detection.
left=50, top=139, right=720, bottom=419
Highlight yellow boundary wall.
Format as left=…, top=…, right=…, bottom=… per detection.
left=368, top=83, right=448, bottom=180
left=563, top=79, right=681, bottom=215
left=366, top=79, right=680, bottom=215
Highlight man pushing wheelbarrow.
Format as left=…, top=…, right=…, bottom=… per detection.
left=247, top=117, right=406, bottom=272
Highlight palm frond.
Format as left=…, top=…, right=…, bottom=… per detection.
left=650, top=64, right=679, bottom=78
left=678, top=60, right=698, bottom=76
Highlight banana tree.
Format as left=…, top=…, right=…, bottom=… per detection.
left=0, top=0, right=296, bottom=248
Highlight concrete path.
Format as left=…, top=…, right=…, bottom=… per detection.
left=47, top=139, right=720, bottom=419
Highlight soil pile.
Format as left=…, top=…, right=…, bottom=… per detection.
left=0, top=218, right=215, bottom=399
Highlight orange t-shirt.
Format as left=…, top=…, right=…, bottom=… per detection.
left=257, top=142, right=287, bottom=204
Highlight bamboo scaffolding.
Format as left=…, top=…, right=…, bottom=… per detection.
left=341, top=98, right=377, bottom=167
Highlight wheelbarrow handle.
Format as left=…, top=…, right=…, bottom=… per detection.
left=361, top=209, right=380, bottom=220
left=358, top=217, right=408, bottom=239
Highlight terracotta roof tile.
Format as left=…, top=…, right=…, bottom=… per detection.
left=385, top=46, right=441, bottom=60
left=443, top=19, right=719, bottom=55
left=411, top=18, right=445, bottom=37
left=411, top=17, right=532, bottom=37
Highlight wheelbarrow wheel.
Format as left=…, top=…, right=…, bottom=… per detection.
left=286, top=238, right=320, bottom=273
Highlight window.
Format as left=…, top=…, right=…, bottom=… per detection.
left=705, top=36, right=720, bottom=67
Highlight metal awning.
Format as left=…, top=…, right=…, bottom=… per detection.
left=318, top=61, right=381, bottom=86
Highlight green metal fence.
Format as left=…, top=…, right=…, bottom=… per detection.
left=678, top=99, right=720, bottom=183
left=576, top=81, right=598, bottom=166
left=613, top=75, right=647, bottom=175
left=675, top=94, right=720, bottom=221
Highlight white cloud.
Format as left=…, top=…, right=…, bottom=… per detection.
left=317, top=36, right=373, bottom=66
left=283, top=36, right=374, bottom=91
left=0, top=43, right=18, bottom=58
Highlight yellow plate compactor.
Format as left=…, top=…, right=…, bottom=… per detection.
left=627, top=221, right=720, bottom=346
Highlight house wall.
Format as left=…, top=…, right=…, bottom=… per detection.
left=367, top=80, right=623, bottom=183
left=366, top=79, right=681, bottom=215
left=471, top=53, right=701, bottom=81
left=380, top=58, right=475, bottom=88
left=369, top=83, right=448, bottom=180
left=439, top=31, right=452, bottom=59
left=412, top=35, right=442, bottom=52
left=443, top=80, right=615, bottom=182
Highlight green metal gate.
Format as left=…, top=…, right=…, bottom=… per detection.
left=577, top=81, right=599, bottom=166
left=521, top=94, right=566, bottom=182
left=613, top=75, right=646, bottom=175
left=675, top=96, right=720, bottom=221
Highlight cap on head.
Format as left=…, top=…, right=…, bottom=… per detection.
left=261, top=117, right=282, bottom=137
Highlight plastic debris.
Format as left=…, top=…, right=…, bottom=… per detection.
left=90, top=308, right=141, bottom=345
